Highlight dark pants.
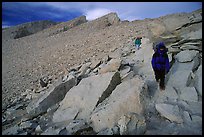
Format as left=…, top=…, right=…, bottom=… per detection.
left=154, top=69, right=165, bottom=88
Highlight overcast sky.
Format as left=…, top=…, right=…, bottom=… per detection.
left=2, top=2, right=202, bottom=28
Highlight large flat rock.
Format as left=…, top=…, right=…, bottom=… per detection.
left=90, top=76, right=148, bottom=132
left=155, top=103, right=183, bottom=123
left=180, top=87, right=198, bottom=102
left=167, top=70, right=191, bottom=91
left=175, top=50, right=199, bottom=63
left=52, top=72, right=121, bottom=123
left=167, top=54, right=200, bottom=90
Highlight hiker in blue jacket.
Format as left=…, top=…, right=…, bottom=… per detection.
left=151, top=42, right=170, bottom=90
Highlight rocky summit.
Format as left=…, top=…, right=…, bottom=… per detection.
left=2, top=9, right=202, bottom=135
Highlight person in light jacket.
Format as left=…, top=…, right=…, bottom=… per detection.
left=135, top=37, right=142, bottom=50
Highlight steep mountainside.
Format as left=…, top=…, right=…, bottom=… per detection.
left=2, top=9, right=202, bottom=135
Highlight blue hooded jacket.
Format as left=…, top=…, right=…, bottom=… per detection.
left=151, top=42, right=170, bottom=72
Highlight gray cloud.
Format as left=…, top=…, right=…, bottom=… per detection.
left=2, top=2, right=202, bottom=28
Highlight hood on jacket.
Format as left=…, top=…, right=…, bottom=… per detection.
left=157, top=42, right=167, bottom=54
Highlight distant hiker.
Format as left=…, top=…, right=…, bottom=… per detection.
left=135, top=36, right=142, bottom=50
left=151, top=42, right=170, bottom=90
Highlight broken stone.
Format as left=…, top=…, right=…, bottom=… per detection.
left=109, top=50, right=122, bottom=59
left=92, top=67, right=98, bottom=73
left=26, top=76, right=77, bottom=118
left=112, top=125, right=120, bottom=135
left=18, top=132, right=27, bottom=135
left=41, top=126, right=62, bottom=135
left=167, top=70, right=192, bottom=91
left=84, top=58, right=91, bottom=63
left=175, top=50, right=199, bottom=63
left=97, top=128, right=113, bottom=135
left=65, top=119, right=89, bottom=135
left=35, top=87, right=47, bottom=93
left=25, top=94, right=32, bottom=100
left=180, top=87, right=198, bottom=102
left=11, top=98, right=18, bottom=105
left=20, top=117, right=30, bottom=123
left=40, top=78, right=48, bottom=88
left=168, top=53, right=173, bottom=63
left=110, top=47, right=117, bottom=52
left=184, top=101, right=202, bottom=116
left=121, top=71, right=134, bottom=81
left=168, top=47, right=181, bottom=54
left=180, top=44, right=201, bottom=51
left=78, top=62, right=92, bottom=77
left=62, top=75, right=69, bottom=82
left=21, top=89, right=32, bottom=96
left=35, top=125, right=43, bottom=133
left=5, top=108, right=16, bottom=115
left=84, top=68, right=91, bottom=76
left=102, top=55, right=110, bottom=63
left=119, top=66, right=131, bottom=76
left=194, top=65, right=202, bottom=96
left=21, top=92, right=28, bottom=97
left=191, top=115, right=202, bottom=128
left=20, top=121, right=33, bottom=129
left=62, top=72, right=76, bottom=82
left=117, top=112, right=146, bottom=135
left=53, top=72, right=121, bottom=123
left=98, top=58, right=121, bottom=74
left=90, top=59, right=101, bottom=70
left=183, top=111, right=192, bottom=124
left=163, top=86, right=178, bottom=101
left=2, top=125, right=19, bottom=135
left=47, top=103, right=60, bottom=114
left=155, top=103, right=183, bottom=124
left=69, top=64, right=82, bottom=72
left=2, top=117, right=7, bottom=124
left=121, top=46, right=132, bottom=57
left=90, top=77, right=147, bottom=132
left=13, top=104, right=24, bottom=110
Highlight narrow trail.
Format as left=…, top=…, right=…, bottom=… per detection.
left=129, top=38, right=162, bottom=100
left=126, top=36, right=202, bottom=135
left=124, top=37, right=172, bottom=133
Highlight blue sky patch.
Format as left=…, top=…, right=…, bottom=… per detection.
left=2, top=2, right=202, bottom=28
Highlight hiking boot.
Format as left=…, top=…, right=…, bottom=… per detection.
left=160, top=86, right=165, bottom=90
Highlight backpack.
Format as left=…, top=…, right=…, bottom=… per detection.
left=153, top=42, right=159, bottom=52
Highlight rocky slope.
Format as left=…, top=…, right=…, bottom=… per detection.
left=2, top=9, right=202, bottom=135
left=2, top=20, right=57, bottom=40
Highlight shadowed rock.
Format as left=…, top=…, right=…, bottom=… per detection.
left=90, top=76, right=148, bottom=132
left=117, top=112, right=146, bottom=135
left=52, top=72, right=121, bottom=123
left=26, top=77, right=77, bottom=118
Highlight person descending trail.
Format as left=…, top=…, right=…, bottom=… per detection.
left=135, top=36, right=142, bottom=50
left=151, top=42, right=170, bottom=90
